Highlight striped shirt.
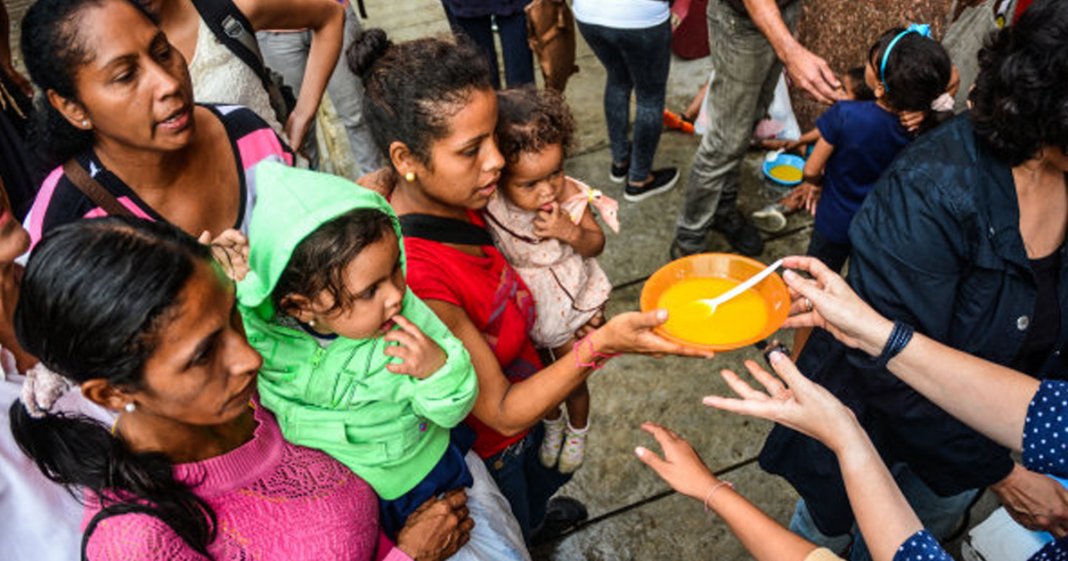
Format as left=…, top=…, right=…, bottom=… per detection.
left=25, top=104, right=293, bottom=246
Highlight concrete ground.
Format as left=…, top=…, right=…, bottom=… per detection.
left=1, top=0, right=994, bottom=558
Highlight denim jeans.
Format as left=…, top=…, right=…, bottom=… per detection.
left=256, top=3, right=383, bottom=176
left=674, top=0, right=800, bottom=253
left=445, top=8, right=535, bottom=89
left=483, top=423, right=572, bottom=540
left=790, top=463, right=979, bottom=561
left=577, top=19, right=672, bottom=184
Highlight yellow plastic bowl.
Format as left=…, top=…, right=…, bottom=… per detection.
left=639, top=253, right=791, bottom=352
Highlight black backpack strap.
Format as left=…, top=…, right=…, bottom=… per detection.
left=189, top=0, right=273, bottom=93
left=399, top=214, right=495, bottom=246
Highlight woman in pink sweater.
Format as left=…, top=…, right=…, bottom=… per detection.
left=9, top=216, right=470, bottom=560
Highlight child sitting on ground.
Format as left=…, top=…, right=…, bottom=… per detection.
left=787, top=25, right=953, bottom=271
left=237, top=163, right=528, bottom=559
left=483, top=87, right=618, bottom=475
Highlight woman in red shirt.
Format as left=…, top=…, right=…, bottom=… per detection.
left=348, top=29, right=711, bottom=541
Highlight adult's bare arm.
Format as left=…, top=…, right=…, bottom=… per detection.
left=426, top=300, right=713, bottom=437
left=781, top=255, right=1037, bottom=452
left=742, top=0, right=842, bottom=104
left=705, top=356, right=927, bottom=561
left=237, top=0, right=344, bottom=149
left=636, top=423, right=819, bottom=561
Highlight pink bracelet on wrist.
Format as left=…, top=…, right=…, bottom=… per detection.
left=574, top=333, right=619, bottom=370
left=702, top=481, right=735, bottom=513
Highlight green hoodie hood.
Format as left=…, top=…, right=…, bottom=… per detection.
left=238, top=161, right=405, bottom=320
left=236, top=163, right=477, bottom=500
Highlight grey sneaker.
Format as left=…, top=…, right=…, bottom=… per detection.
left=751, top=203, right=788, bottom=233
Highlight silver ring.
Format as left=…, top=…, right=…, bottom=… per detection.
left=804, top=298, right=813, bottom=312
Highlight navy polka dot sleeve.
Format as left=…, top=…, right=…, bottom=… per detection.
left=1023, top=381, right=1068, bottom=476
left=893, top=530, right=952, bottom=561
left=1031, top=538, right=1068, bottom=561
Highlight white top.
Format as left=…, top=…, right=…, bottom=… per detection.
left=188, top=18, right=284, bottom=134
left=0, top=354, right=112, bottom=561
left=572, top=0, right=671, bottom=29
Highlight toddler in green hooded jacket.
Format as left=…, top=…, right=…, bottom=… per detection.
left=236, top=163, right=483, bottom=537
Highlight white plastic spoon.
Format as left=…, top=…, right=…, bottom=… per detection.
left=691, top=258, right=784, bottom=316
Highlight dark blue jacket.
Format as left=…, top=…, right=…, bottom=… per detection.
left=761, top=114, right=1068, bottom=535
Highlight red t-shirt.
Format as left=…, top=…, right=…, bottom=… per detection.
left=404, top=215, right=543, bottom=459
left=1015, top=0, right=1033, bottom=23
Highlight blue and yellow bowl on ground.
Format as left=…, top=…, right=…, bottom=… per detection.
left=762, top=153, right=806, bottom=187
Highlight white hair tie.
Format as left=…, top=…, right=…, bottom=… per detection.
left=20, top=363, right=72, bottom=418
left=931, top=93, right=955, bottom=112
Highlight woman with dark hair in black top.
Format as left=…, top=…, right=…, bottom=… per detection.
left=761, top=0, right=1068, bottom=555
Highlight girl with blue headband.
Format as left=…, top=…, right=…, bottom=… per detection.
left=789, top=25, right=953, bottom=274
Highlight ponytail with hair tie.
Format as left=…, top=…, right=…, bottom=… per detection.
left=20, top=362, right=73, bottom=418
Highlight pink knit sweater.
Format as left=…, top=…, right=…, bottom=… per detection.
left=83, top=402, right=412, bottom=561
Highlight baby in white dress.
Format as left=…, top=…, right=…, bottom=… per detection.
left=484, top=88, right=619, bottom=474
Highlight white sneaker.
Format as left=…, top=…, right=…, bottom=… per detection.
left=557, top=423, right=589, bottom=474
left=539, top=416, right=566, bottom=468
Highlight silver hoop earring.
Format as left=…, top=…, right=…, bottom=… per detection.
left=124, top=402, right=136, bottom=413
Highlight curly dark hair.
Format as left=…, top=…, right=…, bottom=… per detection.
left=346, top=28, right=493, bottom=166
left=495, top=86, right=576, bottom=168
left=21, top=0, right=156, bottom=171
left=273, top=208, right=397, bottom=316
left=969, top=0, right=1068, bottom=166
left=867, top=27, right=952, bottom=113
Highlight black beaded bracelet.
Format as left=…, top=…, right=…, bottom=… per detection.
left=873, top=321, right=914, bottom=370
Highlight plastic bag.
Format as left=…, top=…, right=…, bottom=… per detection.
left=695, top=71, right=800, bottom=140
left=448, top=451, right=531, bottom=561
left=960, top=474, right=1065, bottom=561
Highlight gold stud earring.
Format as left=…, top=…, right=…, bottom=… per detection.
left=405, top=172, right=415, bottom=182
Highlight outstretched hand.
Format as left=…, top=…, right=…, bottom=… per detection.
left=634, top=422, right=718, bottom=500
left=779, top=256, right=891, bottom=355
left=598, top=309, right=715, bottom=359
left=702, top=353, right=861, bottom=454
